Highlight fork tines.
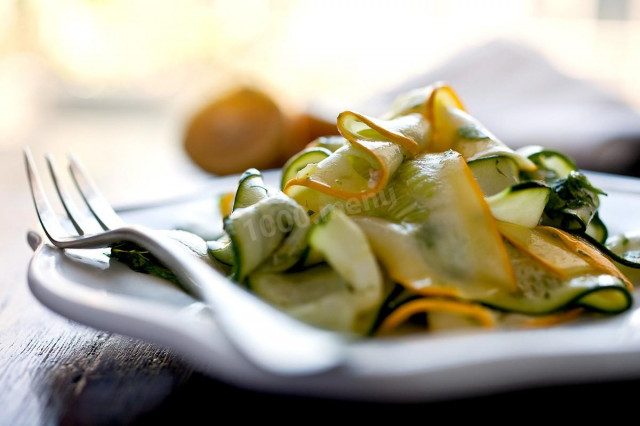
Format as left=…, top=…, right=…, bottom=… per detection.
left=24, top=149, right=122, bottom=245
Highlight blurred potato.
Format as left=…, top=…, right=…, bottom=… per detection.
left=184, top=87, right=338, bottom=175
left=184, top=88, right=286, bottom=175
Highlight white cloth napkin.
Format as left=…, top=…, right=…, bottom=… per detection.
left=367, top=40, right=640, bottom=175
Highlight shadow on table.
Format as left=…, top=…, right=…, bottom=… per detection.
left=32, top=333, right=192, bottom=425
left=34, top=332, right=640, bottom=424
left=134, top=371, right=640, bottom=423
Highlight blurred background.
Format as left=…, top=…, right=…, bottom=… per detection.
left=1, top=0, right=640, bottom=205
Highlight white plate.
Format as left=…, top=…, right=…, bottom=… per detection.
left=26, top=170, right=640, bottom=402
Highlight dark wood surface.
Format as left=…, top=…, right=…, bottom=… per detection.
left=0, top=109, right=206, bottom=425
left=3, top=107, right=640, bottom=425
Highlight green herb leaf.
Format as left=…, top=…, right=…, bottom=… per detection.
left=542, top=171, right=606, bottom=232
left=109, top=241, right=181, bottom=286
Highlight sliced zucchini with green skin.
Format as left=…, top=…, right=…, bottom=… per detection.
left=467, top=155, right=520, bottom=196
left=607, top=232, right=640, bottom=267
left=463, top=239, right=634, bottom=314
left=585, top=213, right=608, bottom=243
left=258, top=208, right=311, bottom=273
left=577, top=231, right=640, bottom=269
left=233, top=168, right=270, bottom=211
left=482, top=275, right=631, bottom=314
left=518, top=145, right=577, bottom=181
left=207, top=234, right=235, bottom=266
left=518, top=147, right=606, bottom=235
left=355, top=215, right=632, bottom=315
left=225, top=194, right=310, bottom=281
left=280, top=147, right=332, bottom=190
left=249, top=264, right=368, bottom=333
left=309, top=208, right=383, bottom=312
left=436, top=107, right=536, bottom=171
left=313, top=135, right=348, bottom=153
left=478, top=240, right=632, bottom=314
left=371, top=274, right=631, bottom=326
left=486, top=182, right=550, bottom=228
left=355, top=151, right=517, bottom=294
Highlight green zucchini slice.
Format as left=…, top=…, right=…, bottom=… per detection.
left=353, top=151, right=517, bottom=295
left=467, top=155, right=520, bottom=196
left=249, top=264, right=370, bottom=333
left=606, top=232, right=640, bottom=268
left=225, top=194, right=310, bottom=281
left=486, top=182, right=550, bottom=228
left=585, top=213, right=608, bottom=243
left=309, top=208, right=383, bottom=312
left=280, top=147, right=332, bottom=190
left=478, top=241, right=632, bottom=314
left=312, top=135, right=348, bottom=152
left=518, top=146, right=606, bottom=235
left=435, top=106, right=536, bottom=171
left=233, top=168, right=270, bottom=211
left=518, top=145, right=577, bottom=181
left=577, top=231, right=640, bottom=270
left=207, top=234, right=235, bottom=266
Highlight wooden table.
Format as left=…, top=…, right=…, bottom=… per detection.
left=2, top=103, right=640, bottom=425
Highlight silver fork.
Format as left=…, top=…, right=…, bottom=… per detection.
left=24, top=148, right=346, bottom=376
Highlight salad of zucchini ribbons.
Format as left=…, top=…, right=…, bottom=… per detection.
left=111, top=83, right=640, bottom=336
